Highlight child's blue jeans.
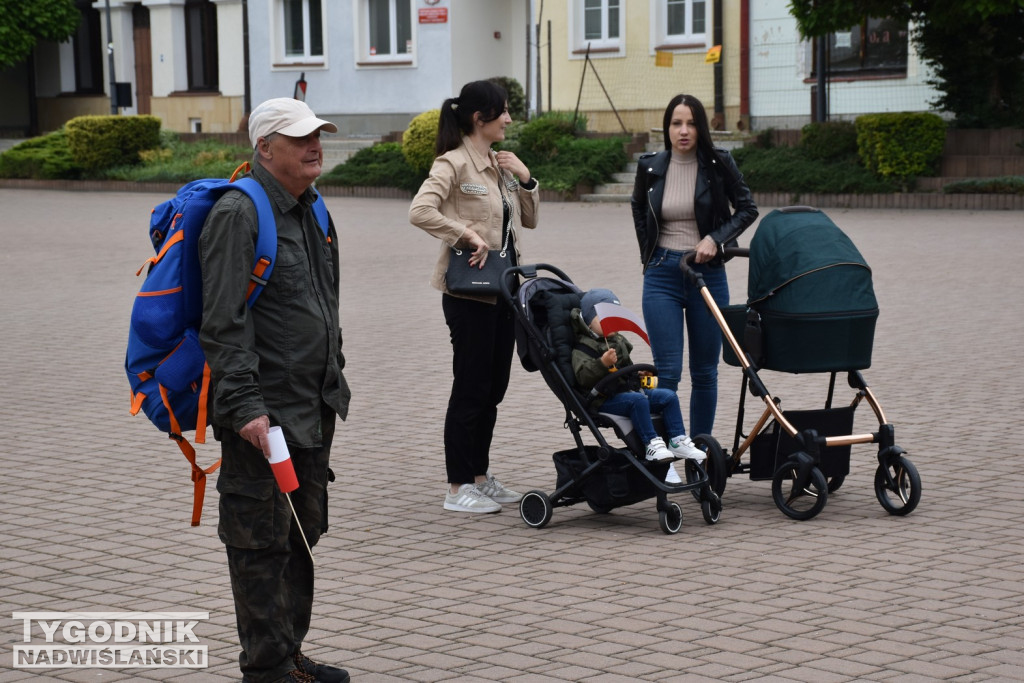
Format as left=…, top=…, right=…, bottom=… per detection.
left=598, top=387, right=686, bottom=445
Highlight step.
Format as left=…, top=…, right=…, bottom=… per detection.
left=612, top=172, right=634, bottom=183
left=321, top=137, right=379, bottom=167
left=580, top=193, right=630, bottom=203
left=592, top=182, right=633, bottom=194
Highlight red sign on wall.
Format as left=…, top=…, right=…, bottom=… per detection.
left=419, top=7, right=447, bottom=23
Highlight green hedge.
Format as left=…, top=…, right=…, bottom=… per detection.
left=319, top=142, right=425, bottom=193
left=64, top=114, right=162, bottom=172
left=0, top=130, right=83, bottom=179
left=402, top=109, right=440, bottom=174
left=856, top=112, right=945, bottom=180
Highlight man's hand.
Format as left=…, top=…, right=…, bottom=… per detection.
left=239, top=415, right=271, bottom=459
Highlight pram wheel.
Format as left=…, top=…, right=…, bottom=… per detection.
left=688, top=435, right=728, bottom=498
left=658, top=501, right=683, bottom=534
left=700, top=490, right=722, bottom=524
left=874, top=456, right=921, bottom=516
left=520, top=490, right=554, bottom=529
left=827, top=474, right=846, bottom=493
left=771, top=459, right=828, bottom=520
left=587, top=501, right=612, bottom=514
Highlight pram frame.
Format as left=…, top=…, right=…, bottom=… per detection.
left=682, top=244, right=921, bottom=521
left=500, top=263, right=723, bottom=533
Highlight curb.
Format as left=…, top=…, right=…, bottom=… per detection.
left=0, top=178, right=1021, bottom=210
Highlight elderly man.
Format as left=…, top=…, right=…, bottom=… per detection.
left=199, top=98, right=351, bottom=683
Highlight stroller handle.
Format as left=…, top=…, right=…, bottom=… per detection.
left=679, top=247, right=749, bottom=286
left=498, top=263, right=573, bottom=302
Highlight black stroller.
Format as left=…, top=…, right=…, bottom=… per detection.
left=682, top=206, right=921, bottom=520
left=500, top=264, right=722, bottom=534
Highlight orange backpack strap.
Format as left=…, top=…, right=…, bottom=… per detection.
left=160, top=383, right=220, bottom=525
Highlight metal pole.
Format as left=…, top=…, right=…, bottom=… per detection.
left=105, top=0, right=117, bottom=113
left=815, top=36, right=827, bottom=122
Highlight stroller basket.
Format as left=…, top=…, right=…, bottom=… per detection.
left=555, top=446, right=671, bottom=510
left=748, top=406, right=855, bottom=481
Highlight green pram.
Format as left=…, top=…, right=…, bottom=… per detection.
left=685, top=206, right=921, bottom=520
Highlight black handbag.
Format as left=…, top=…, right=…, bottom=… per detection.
left=444, top=171, right=514, bottom=296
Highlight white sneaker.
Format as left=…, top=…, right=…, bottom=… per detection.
left=668, top=435, right=707, bottom=463
left=443, top=484, right=501, bottom=513
left=645, top=437, right=674, bottom=463
left=478, top=474, right=523, bottom=504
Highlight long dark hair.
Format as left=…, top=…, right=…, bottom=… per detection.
left=662, top=94, right=715, bottom=161
left=436, top=80, right=508, bottom=156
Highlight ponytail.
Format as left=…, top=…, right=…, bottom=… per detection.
left=434, top=80, right=509, bottom=156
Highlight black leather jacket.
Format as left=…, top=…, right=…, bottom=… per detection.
left=631, top=147, right=758, bottom=272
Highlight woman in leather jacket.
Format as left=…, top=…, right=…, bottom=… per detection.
left=631, top=94, right=757, bottom=440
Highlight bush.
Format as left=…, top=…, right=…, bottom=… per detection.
left=402, top=109, right=440, bottom=174
left=489, top=76, right=526, bottom=120
left=103, top=132, right=250, bottom=182
left=319, top=142, right=424, bottom=193
left=64, top=115, right=162, bottom=173
left=943, top=176, right=1024, bottom=194
left=512, top=111, right=586, bottom=161
left=526, top=135, right=628, bottom=193
left=800, top=121, right=858, bottom=161
left=0, top=130, right=83, bottom=179
left=731, top=144, right=899, bottom=194
left=856, top=112, right=946, bottom=181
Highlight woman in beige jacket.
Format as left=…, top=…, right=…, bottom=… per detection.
left=409, top=80, right=540, bottom=514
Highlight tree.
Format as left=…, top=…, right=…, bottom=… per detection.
left=788, top=0, right=1024, bottom=128
left=0, top=0, right=81, bottom=70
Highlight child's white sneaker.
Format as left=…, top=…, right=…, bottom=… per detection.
left=645, top=437, right=674, bottom=463
left=668, top=435, right=707, bottom=463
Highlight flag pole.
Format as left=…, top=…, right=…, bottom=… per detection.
left=285, top=492, right=315, bottom=565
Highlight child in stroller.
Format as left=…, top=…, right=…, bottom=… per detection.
left=572, top=288, right=706, bottom=465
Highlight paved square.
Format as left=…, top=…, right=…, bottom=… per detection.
left=1, top=189, right=1022, bottom=681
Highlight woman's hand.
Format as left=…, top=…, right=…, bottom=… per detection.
left=496, top=150, right=531, bottom=183
left=460, top=229, right=490, bottom=268
left=693, top=235, right=719, bottom=264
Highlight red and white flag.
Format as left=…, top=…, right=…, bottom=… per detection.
left=594, top=301, right=649, bottom=345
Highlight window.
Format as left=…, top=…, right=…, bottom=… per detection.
left=362, top=0, right=412, bottom=62
left=278, top=0, right=325, bottom=64
left=185, top=0, right=218, bottom=90
left=573, top=0, right=623, bottom=54
left=817, top=17, right=908, bottom=77
left=656, top=0, right=707, bottom=49
left=73, top=0, right=103, bottom=93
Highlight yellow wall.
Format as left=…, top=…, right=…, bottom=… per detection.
left=37, top=97, right=111, bottom=133
left=540, top=2, right=743, bottom=134
left=149, top=95, right=245, bottom=133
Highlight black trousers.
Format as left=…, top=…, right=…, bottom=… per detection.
left=216, top=412, right=335, bottom=683
left=442, top=294, right=516, bottom=484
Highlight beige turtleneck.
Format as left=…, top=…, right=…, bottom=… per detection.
left=657, top=149, right=701, bottom=252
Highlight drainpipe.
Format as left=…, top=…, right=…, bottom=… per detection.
left=739, top=0, right=749, bottom=131
left=712, top=0, right=723, bottom=129
left=242, top=0, right=251, bottom=116
left=105, top=0, right=117, bottom=114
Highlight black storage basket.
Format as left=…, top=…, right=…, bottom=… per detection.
left=748, top=406, right=855, bottom=481
left=554, top=446, right=669, bottom=510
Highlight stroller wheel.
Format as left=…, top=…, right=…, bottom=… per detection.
left=771, top=460, right=828, bottom=521
left=520, top=490, right=554, bottom=529
left=827, top=474, right=846, bottom=493
left=587, top=501, right=612, bottom=514
left=658, top=501, right=683, bottom=534
left=689, top=434, right=728, bottom=498
left=874, top=456, right=921, bottom=516
left=701, top=490, right=722, bottom=525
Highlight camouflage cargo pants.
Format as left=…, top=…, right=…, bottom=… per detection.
left=216, top=413, right=335, bottom=683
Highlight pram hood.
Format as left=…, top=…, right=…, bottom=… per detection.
left=747, top=208, right=877, bottom=314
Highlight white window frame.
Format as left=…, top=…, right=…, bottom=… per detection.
left=274, top=0, right=326, bottom=66
left=356, top=0, right=415, bottom=66
left=570, top=0, right=624, bottom=58
left=651, top=0, right=708, bottom=52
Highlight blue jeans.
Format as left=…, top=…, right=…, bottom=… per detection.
left=642, top=248, right=729, bottom=438
left=599, top=387, right=685, bottom=445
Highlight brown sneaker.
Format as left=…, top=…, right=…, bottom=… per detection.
left=294, top=651, right=350, bottom=683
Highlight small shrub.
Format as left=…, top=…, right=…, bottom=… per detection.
left=489, top=76, right=526, bottom=120
left=732, top=144, right=898, bottom=194
left=515, top=112, right=585, bottom=162
left=402, top=109, right=441, bottom=174
left=103, top=136, right=250, bottom=182
left=856, top=112, right=945, bottom=180
left=319, top=142, right=424, bottom=193
left=65, top=114, right=162, bottom=173
left=527, top=136, right=628, bottom=193
left=800, top=121, right=858, bottom=160
left=943, top=176, right=1024, bottom=194
left=0, top=130, right=83, bottom=179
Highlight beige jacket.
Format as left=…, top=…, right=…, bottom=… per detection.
left=409, top=140, right=540, bottom=302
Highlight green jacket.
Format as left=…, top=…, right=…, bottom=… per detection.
left=198, top=160, right=351, bottom=448
left=570, top=308, right=634, bottom=409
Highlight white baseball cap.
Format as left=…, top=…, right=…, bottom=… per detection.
left=248, top=97, right=338, bottom=147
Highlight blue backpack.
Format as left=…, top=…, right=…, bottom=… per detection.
left=126, top=170, right=329, bottom=525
